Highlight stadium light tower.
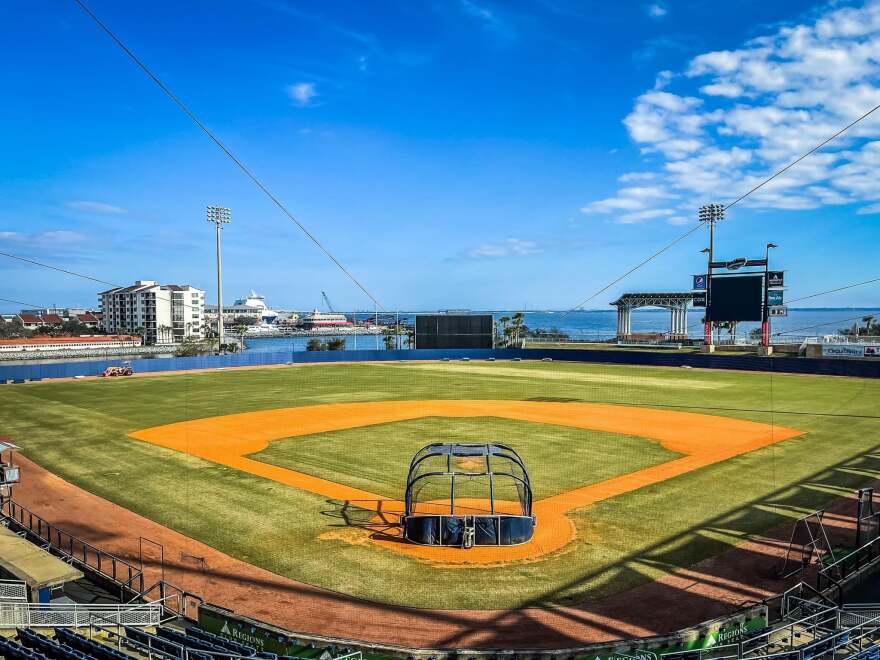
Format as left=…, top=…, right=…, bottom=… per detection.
left=206, top=205, right=231, bottom=349
left=698, top=204, right=725, bottom=348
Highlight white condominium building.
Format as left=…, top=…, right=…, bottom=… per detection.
left=98, top=280, right=205, bottom=345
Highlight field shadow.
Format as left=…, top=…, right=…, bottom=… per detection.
left=319, top=498, right=407, bottom=543
left=16, top=444, right=880, bottom=650
left=428, top=446, right=880, bottom=648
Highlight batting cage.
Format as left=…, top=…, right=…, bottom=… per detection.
left=402, top=443, right=535, bottom=548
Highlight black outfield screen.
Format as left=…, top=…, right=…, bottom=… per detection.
left=709, top=274, right=764, bottom=322
left=415, top=314, right=493, bottom=349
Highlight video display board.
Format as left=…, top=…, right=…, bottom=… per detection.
left=415, top=314, right=494, bottom=349
left=709, top=274, right=764, bottom=322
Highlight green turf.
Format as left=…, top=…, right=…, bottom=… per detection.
left=1, top=359, right=879, bottom=609
left=249, top=416, right=679, bottom=500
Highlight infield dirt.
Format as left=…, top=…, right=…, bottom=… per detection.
left=129, top=399, right=802, bottom=564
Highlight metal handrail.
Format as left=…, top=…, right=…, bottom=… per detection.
left=0, top=600, right=163, bottom=628
left=0, top=579, right=27, bottom=602
left=2, top=499, right=144, bottom=594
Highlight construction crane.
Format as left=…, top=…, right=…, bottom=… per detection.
left=321, top=291, right=336, bottom=313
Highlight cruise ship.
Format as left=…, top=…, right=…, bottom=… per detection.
left=232, top=291, right=278, bottom=324
left=299, top=310, right=352, bottom=330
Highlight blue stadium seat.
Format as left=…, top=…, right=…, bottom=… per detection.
left=155, top=626, right=233, bottom=657
left=123, top=626, right=187, bottom=659
left=0, top=634, right=50, bottom=660
left=17, top=628, right=79, bottom=659
left=53, top=627, right=131, bottom=660
left=185, top=626, right=256, bottom=656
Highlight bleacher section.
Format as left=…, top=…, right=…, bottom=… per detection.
left=53, top=628, right=130, bottom=660
left=17, top=628, right=89, bottom=660
left=0, top=634, right=48, bottom=660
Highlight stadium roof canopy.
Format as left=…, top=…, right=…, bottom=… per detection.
left=0, top=525, right=83, bottom=590
left=610, top=293, right=695, bottom=307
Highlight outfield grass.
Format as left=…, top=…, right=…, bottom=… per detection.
left=250, top=416, right=679, bottom=500
left=1, top=359, right=879, bottom=609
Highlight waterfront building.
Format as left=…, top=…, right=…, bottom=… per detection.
left=14, top=314, right=44, bottom=330
left=98, top=280, right=205, bottom=345
left=16, top=309, right=104, bottom=328
left=0, top=335, right=142, bottom=354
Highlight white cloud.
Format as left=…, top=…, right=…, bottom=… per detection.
left=467, top=238, right=540, bottom=258
left=66, top=200, right=127, bottom=214
left=581, top=0, right=880, bottom=222
left=645, top=3, right=667, bottom=19
left=700, top=82, right=743, bottom=98
left=459, top=0, right=514, bottom=38
left=618, top=208, right=675, bottom=224
left=461, top=0, right=494, bottom=22
left=618, top=172, right=657, bottom=183
left=287, top=82, right=319, bottom=107
left=856, top=202, right=880, bottom=215
left=0, top=230, right=87, bottom=247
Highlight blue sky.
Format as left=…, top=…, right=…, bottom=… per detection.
left=1, top=0, right=879, bottom=311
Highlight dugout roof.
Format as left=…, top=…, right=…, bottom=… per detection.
left=0, top=524, right=83, bottom=590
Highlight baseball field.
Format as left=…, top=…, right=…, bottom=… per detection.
left=1, top=359, right=879, bottom=613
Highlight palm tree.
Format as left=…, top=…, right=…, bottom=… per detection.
left=382, top=327, right=396, bottom=350
left=497, top=316, right=510, bottom=347
left=511, top=312, right=526, bottom=347
left=234, top=324, right=248, bottom=351
left=157, top=324, right=171, bottom=345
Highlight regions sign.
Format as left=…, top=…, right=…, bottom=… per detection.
left=821, top=344, right=880, bottom=358
left=579, top=615, right=768, bottom=660
left=199, top=606, right=301, bottom=656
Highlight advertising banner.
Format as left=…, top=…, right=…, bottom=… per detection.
left=769, top=306, right=787, bottom=317
left=693, top=274, right=707, bottom=290
left=821, top=345, right=880, bottom=358
left=767, top=289, right=784, bottom=306
left=767, top=271, right=784, bottom=287
left=583, top=616, right=768, bottom=660
left=199, top=607, right=300, bottom=656
left=692, top=291, right=707, bottom=307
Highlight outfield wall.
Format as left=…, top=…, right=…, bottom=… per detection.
left=1, top=347, right=879, bottom=383
left=197, top=600, right=768, bottom=659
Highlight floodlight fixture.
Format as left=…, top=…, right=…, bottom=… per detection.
left=206, top=205, right=231, bottom=225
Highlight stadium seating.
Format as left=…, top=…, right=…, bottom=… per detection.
left=123, top=626, right=208, bottom=660
left=185, top=626, right=258, bottom=656
left=17, top=628, right=90, bottom=660
left=851, top=646, right=880, bottom=660
left=0, top=634, right=50, bottom=660
left=156, top=625, right=244, bottom=657
left=54, top=627, right=131, bottom=660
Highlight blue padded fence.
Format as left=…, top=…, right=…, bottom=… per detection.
left=0, top=347, right=879, bottom=383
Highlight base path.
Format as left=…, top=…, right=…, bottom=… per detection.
left=14, top=453, right=862, bottom=650
left=129, top=400, right=802, bottom=564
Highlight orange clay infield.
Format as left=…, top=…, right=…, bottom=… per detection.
left=129, top=400, right=802, bottom=565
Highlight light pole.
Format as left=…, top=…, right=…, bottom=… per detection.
left=762, top=242, right=778, bottom=350
left=206, top=205, right=231, bottom=351
left=698, top=204, right=725, bottom=349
